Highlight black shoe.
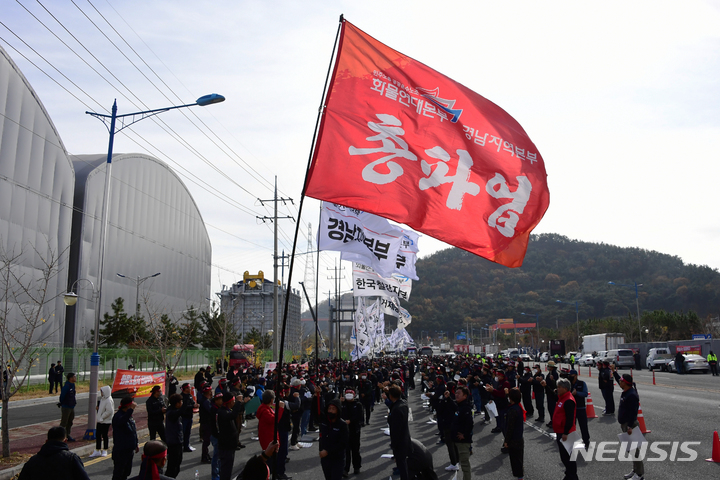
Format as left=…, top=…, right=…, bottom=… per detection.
left=354, top=469, right=360, bottom=474
left=436, top=439, right=445, bottom=445
left=67, top=437, right=76, bottom=442
left=237, top=443, right=246, bottom=449
left=535, top=418, right=545, bottom=423
left=342, top=472, right=349, bottom=478
left=285, top=457, right=290, bottom=464
left=500, top=447, right=509, bottom=454
left=546, top=422, right=553, bottom=428
left=490, top=428, right=502, bottom=433
left=201, top=459, right=211, bottom=464
left=183, top=448, right=193, bottom=453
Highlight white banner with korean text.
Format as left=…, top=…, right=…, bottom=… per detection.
left=352, top=262, right=412, bottom=301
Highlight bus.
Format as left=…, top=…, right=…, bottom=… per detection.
left=228, top=344, right=254, bottom=369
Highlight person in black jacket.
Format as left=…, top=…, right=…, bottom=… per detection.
left=531, top=365, right=545, bottom=422
left=611, top=366, right=644, bottom=480
left=194, top=368, right=207, bottom=391
left=543, top=361, right=559, bottom=427
left=599, top=361, right=615, bottom=415
left=55, top=361, right=65, bottom=390
left=146, top=386, right=166, bottom=442
left=167, top=370, right=178, bottom=396
left=209, top=393, right=224, bottom=480
left=319, top=398, right=348, bottom=480
left=341, top=388, right=364, bottom=475
left=198, top=385, right=214, bottom=463
left=111, top=397, right=139, bottom=480
left=451, top=386, right=474, bottom=480
left=517, top=366, right=535, bottom=418
left=407, top=438, right=439, bottom=480
left=164, top=394, right=186, bottom=478
left=180, top=383, right=198, bottom=452
left=386, top=385, right=411, bottom=480
left=288, top=379, right=303, bottom=449
left=437, top=383, right=459, bottom=471
left=502, top=389, right=524, bottom=480
left=48, top=363, right=57, bottom=395
left=18, top=426, right=90, bottom=480
left=217, top=392, right=245, bottom=480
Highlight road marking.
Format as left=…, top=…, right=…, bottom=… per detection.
left=524, top=420, right=555, bottom=439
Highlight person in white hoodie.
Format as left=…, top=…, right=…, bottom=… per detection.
left=91, top=385, right=114, bottom=457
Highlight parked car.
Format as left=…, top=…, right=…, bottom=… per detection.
left=539, top=352, right=549, bottom=362
left=578, top=353, right=595, bottom=366
left=646, top=348, right=673, bottom=371
left=668, top=354, right=709, bottom=374
left=594, top=350, right=609, bottom=365
left=608, top=349, right=635, bottom=369
left=519, top=354, right=532, bottom=363
left=565, top=351, right=581, bottom=363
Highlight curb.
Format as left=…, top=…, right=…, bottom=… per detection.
left=0, top=427, right=150, bottom=480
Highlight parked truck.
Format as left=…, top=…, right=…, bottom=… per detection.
left=582, top=333, right=625, bottom=355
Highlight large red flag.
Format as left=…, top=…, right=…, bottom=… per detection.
left=305, top=21, right=549, bottom=267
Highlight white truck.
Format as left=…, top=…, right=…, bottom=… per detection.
left=582, top=333, right=625, bottom=355
left=440, top=343, right=450, bottom=352
left=646, top=347, right=673, bottom=371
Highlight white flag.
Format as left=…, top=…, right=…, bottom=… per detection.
left=318, top=203, right=403, bottom=278
left=352, top=263, right=412, bottom=301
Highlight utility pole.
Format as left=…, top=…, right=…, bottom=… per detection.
left=257, top=177, right=293, bottom=362
left=327, top=261, right=345, bottom=359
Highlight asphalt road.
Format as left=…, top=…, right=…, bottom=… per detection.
left=60, top=367, right=720, bottom=480
left=7, top=397, right=91, bottom=430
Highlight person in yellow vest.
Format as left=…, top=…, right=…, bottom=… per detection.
left=708, top=351, right=718, bottom=376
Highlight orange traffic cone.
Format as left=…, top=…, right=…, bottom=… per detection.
left=706, top=431, right=720, bottom=462
left=586, top=392, right=598, bottom=419
left=637, top=402, right=651, bottom=434
left=589, top=366, right=592, bottom=377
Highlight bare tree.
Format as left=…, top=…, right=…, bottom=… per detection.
left=133, top=296, right=202, bottom=392
left=0, top=242, right=64, bottom=457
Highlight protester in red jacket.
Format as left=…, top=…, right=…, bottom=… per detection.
left=256, top=390, right=283, bottom=450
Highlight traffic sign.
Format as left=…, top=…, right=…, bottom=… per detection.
left=692, top=334, right=712, bottom=340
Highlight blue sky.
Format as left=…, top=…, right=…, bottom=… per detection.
left=3, top=0, right=719, bottom=306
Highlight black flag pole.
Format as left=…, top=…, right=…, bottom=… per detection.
left=271, top=14, right=345, bottom=479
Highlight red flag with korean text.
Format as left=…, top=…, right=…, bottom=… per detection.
left=305, top=21, right=549, bottom=267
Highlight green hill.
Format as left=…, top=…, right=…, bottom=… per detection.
left=404, top=233, right=720, bottom=339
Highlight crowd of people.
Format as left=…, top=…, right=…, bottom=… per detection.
left=21, top=353, right=647, bottom=480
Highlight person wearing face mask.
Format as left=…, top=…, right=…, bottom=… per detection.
left=341, top=389, right=363, bottom=476
left=358, top=372, right=373, bottom=426
left=486, top=370, right=510, bottom=434
left=517, top=366, right=535, bottom=419
left=531, top=365, right=545, bottom=423
left=319, top=399, right=349, bottom=480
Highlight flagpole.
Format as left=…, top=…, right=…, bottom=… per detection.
left=271, top=15, right=345, bottom=480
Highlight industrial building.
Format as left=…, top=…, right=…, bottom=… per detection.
left=0, top=44, right=212, bottom=351
left=219, top=270, right=302, bottom=359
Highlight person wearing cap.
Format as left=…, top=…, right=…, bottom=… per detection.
left=18, top=426, right=90, bottom=480
left=288, top=378, right=304, bottom=449
left=209, top=393, right=224, bottom=480
left=319, top=398, right=349, bottom=480
left=215, top=378, right=229, bottom=396
left=194, top=368, right=207, bottom=391
left=146, top=386, right=167, bottom=443
left=358, top=370, right=374, bottom=426
left=205, top=365, right=215, bottom=386
left=599, top=360, right=615, bottom=415
left=166, top=369, right=178, bottom=396
left=341, top=388, right=363, bottom=476
left=486, top=370, right=510, bottom=434
left=128, top=440, right=171, bottom=480
left=59, top=372, right=77, bottom=442
left=502, top=389, right=524, bottom=480
left=165, top=394, right=186, bottom=478
left=217, top=391, right=246, bottom=480
left=552, top=378, right=578, bottom=480
left=111, top=396, right=139, bottom=480
left=611, top=365, right=644, bottom=480
left=199, top=385, right=215, bottom=463
left=386, top=384, right=411, bottom=480
left=180, top=383, right=198, bottom=452
left=506, top=362, right=517, bottom=388
left=542, top=361, right=559, bottom=427
left=451, top=386, right=474, bottom=480
left=518, top=366, right=535, bottom=419
left=438, top=381, right=458, bottom=469
left=48, top=363, right=57, bottom=395
left=230, top=378, right=248, bottom=449
left=569, top=369, right=590, bottom=448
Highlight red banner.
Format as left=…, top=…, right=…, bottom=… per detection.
left=305, top=21, right=549, bottom=267
left=676, top=345, right=702, bottom=355
left=111, top=370, right=165, bottom=398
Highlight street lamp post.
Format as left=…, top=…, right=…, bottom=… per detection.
left=521, top=312, right=540, bottom=351
left=77, top=93, right=225, bottom=441
left=116, top=272, right=161, bottom=320
left=608, top=281, right=643, bottom=342
left=556, top=300, right=581, bottom=350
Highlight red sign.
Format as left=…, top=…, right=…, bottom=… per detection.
left=454, top=344, right=470, bottom=353
left=305, top=21, right=549, bottom=268
left=676, top=345, right=702, bottom=355
left=111, top=370, right=165, bottom=398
